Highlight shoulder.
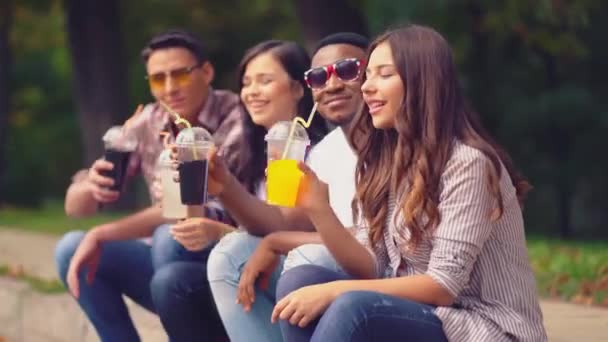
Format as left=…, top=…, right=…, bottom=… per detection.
left=211, top=89, right=242, bottom=115
left=309, top=127, right=347, bottom=156
left=443, top=141, right=491, bottom=178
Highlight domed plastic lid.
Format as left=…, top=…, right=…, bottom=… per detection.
left=175, top=127, right=214, bottom=147
left=102, top=125, right=138, bottom=150
left=265, top=121, right=309, bottom=142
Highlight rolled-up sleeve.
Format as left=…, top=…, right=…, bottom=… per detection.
left=426, top=150, right=496, bottom=297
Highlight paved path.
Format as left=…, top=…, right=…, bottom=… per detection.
left=1, top=227, right=607, bottom=341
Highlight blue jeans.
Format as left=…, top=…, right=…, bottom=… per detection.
left=55, top=225, right=223, bottom=342
left=276, top=265, right=448, bottom=342
left=207, top=232, right=342, bottom=342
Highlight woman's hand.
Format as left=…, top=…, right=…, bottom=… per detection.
left=296, top=162, right=331, bottom=214
left=236, top=238, right=281, bottom=312
left=271, top=282, right=341, bottom=327
left=170, top=217, right=222, bottom=251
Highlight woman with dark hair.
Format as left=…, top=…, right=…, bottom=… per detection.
left=272, top=25, right=547, bottom=342
left=171, top=39, right=327, bottom=341
left=235, top=40, right=328, bottom=195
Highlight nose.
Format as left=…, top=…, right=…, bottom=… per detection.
left=324, top=73, right=344, bottom=93
left=361, top=77, right=375, bottom=95
left=164, top=75, right=178, bottom=94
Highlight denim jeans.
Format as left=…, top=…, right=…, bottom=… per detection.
left=54, top=224, right=223, bottom=342
left=276, top=265, right=448, bottom=342
left=206, top=232, right=342, bottom=342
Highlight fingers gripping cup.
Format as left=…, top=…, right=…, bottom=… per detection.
left=157, top=149, right=188, bottom=220
left=175, top=127, right=214, bottom=205
left=265, top=121, right=310, bottom=207
left=102, top=126, right=138, bottom=192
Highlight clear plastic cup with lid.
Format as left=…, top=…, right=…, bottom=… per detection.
left=264, top=121, right=310, bottom=207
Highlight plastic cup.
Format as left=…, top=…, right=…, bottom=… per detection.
left=175, top=127, right=214, bottom=205
left=265, top=121, right=310, bottom=207
left=101, top=126, right=138, bottom=192
left=156, top=149, right=188, bottom=220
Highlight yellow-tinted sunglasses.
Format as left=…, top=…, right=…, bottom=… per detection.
left=146, top=63, right=201, bottom=91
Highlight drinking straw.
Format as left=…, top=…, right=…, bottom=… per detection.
left=159, top=131, right=171, bottom=149
left=159, top=101, right=198, bottom=159
left=280, top=102, right=318, bottom=160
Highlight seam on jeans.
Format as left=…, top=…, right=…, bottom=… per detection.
left=346, top=312, right=444, bottom=340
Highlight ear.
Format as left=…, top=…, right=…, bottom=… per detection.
left=291, top=81, right=304, bottom=101
left=201, top=61, right=215, bottom=84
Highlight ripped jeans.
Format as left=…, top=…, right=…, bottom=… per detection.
left=276, top=265, right=448, bottom=342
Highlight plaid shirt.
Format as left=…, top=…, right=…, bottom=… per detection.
left=74, top=88, right=246, bottom=223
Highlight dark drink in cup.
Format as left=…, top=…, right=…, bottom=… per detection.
left=178, top=159, right=208, bottom=205
left=175, top=127, right=214, bottom=207
left=102, top=149, right=132, bottom=192
left=102, top=126, right=137, bottom=192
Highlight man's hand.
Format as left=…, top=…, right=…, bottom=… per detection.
left=86, top=159, right=120, bottom=203
left=66, top=229, right=103, bottom=298
left=236, top=238, right=281, bottom=312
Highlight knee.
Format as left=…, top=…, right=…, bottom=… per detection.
left=151, top=224, right=184, bottom=268
left=283, top=244, right=338, bottom=274
left=207, top=232, right=259, bottom=283
left=276, top=264, right=328, bottom=300
left=54, top=230, right=86, bottom=281
left=149, top=263, right=184, bottom=308
left=327, top=291, right=377, bottom=319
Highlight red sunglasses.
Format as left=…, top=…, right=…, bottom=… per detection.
left=304, top=58, right=365, bottom=89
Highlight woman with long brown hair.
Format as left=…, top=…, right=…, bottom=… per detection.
left=271, top=25, right=547, bottom=342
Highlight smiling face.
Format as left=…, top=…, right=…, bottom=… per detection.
left=240, top=52, right=302, bottom=129
left=146, top=47, right=214, bottom=121
left=310, top=44, right=366, bottom=126
left=361, top=42, right=405, bottom=129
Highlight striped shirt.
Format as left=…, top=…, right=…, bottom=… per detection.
left=354, top=141, right=547, bottom=342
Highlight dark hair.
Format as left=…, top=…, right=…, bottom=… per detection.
left=313, top=32, right=369, bottom=54
left=141, top=29, right=207, bottom=64
left=235, top=40, right=328, bottom=193
left=350, top=24, right=531, bottom=248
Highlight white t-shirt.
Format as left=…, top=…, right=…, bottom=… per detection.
left=306, top=127, right=356, bottom=228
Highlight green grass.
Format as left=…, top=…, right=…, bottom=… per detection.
left=0, top=264, right=66, bottom=293
left=1, top=202, right=607, bottom=302
left=527, top=237, right=608, bottom=305
left=0, top=200, right=125, bottom=235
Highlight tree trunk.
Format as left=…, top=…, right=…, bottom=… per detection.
left=0, top=0, right=12, bottom=205
left=65, top=0, right=129, bottom=165
left=65, top=0, right=135, bottom=210
left=294, top=0, right=368, bottom=52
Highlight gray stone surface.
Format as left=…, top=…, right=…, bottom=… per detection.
left=1, top=227, right=608, bottom=341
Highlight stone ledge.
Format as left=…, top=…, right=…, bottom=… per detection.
left=0, top=277, right=166, bottom=342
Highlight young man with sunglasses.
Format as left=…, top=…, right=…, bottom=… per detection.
left=55, top=29, right=244, bottom=341
left=203, top=32, right=369, bottom=341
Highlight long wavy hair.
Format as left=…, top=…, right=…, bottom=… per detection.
left=235, top=40, right=328, bottom=193
left=350, top=25, right=531, bottom=248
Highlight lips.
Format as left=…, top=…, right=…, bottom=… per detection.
left=324, top=95, right=351, bottom=107
left=167, top=98, right=185, bottom=109
left=246, top=99, right=269, bottom=111
left=365, top=99, right=386, bottom=115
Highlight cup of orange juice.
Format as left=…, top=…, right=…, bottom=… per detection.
left=265, top=121, right=310, bottom=207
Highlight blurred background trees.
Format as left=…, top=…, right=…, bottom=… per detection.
left=1, top=0, right=606, bottom=239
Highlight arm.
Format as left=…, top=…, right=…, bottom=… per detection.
left=65, top=160, right=119, bottom=217
left=65, top=170, right=99, bottom=217
left=296, top=162, right=377, bottom=279
left=93, top=205, right=165, bottom=241
left=264, top=231, right=323, bottom=255
left=219, top=173, right=313, bottom=236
